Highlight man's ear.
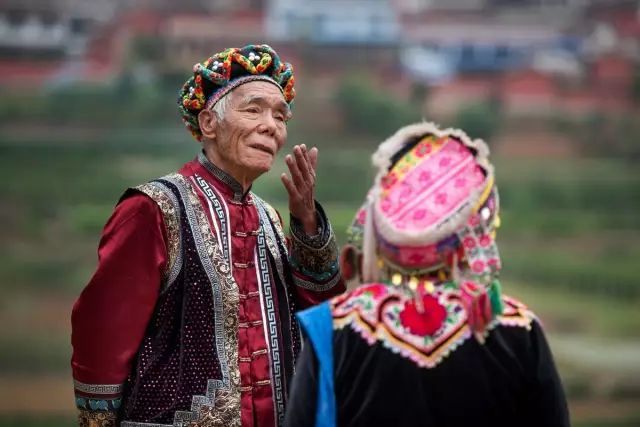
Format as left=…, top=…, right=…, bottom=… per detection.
left=339, top=244, right=360, bottom=281
left=198, top=109, right=218, bottom=140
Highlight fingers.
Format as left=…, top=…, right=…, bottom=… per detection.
left=308, top=146, right=318, bottom=172
left=287, top=145, right=316, bottom=187
left=280, top=172, right=298, bottom=198
left=285, top=152, right=305, bottom=191
left=294, top=145, right=313, bottom=185
left=301, top=145, right=312, bottom=177
left=300, top=144, right=318, bottom=175
left=282, top=144, right=318, bottom=205
left=283, top=145, right=318, bottom=221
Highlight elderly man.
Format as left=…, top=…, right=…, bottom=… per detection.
left=284, top=122, right=569, bottom=427
left=71, top=44, right=344, bottom=427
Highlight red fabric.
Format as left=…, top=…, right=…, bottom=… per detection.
left=292, top=279, right=344, bottom=310
left=71, top=194, right=167, bottom=385
left=399, top=294, right=447, bottom=336
left=71, top=158, right=344, bottom=427
left=181, top=161, right=274, bottom=427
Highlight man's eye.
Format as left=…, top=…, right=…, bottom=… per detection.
left=246, top=107, right=260, bottom=113
left=274, top=114, right=285, bottom=122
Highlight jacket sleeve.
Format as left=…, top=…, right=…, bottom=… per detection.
left=70, top=193, right=167, bottom=425
left=287, top=201, right=346, bottom=309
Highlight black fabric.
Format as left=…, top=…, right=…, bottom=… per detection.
left=285, top=320, right=569, bottom=427
left=121, top=179, right=223, bottom=423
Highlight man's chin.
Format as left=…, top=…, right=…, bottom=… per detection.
left=246, top=161, right=274, bottom=178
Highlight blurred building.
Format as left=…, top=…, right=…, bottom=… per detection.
left=0, top=0, right=119, bottom=60
left=0, top=0, right=637, bottom=115
left=164, top=11, right=269, bottom=70
left=396, top=0, right=587, bottom=84
left=267, top=0, right=400, bottom=45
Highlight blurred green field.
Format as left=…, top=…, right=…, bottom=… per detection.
left=1, top=123, right=639, bottom=424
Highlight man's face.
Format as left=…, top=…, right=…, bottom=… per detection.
left=212, top=81, right=290, bottom=180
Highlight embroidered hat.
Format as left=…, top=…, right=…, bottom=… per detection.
left=348, top=122, right=501, bottom=283
left=178, top=44, right=295, bottom=141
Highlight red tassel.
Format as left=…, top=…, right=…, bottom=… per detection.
left=460, top=280, right=493, bottom=337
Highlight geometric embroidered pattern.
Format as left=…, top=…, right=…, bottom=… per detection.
left=123, top=175, right=241, bottom=427
left=194, top=174, right=231, bottom=263
left=255, top=228, right=285, bottom=425
left=332, top=282, right=534, bottom=369
left=73, top=380, right=123, bottom=395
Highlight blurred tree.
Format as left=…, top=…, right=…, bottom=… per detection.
left=452, top=102, right=500, bottom=142
left=130, top=36, right=165, bottom=63
left=410, top=81, right=429, bottom=107
left=335, top=77, right=421, bottom=139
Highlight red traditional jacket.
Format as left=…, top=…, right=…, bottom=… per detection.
left=71, top=152, right=344, bottom=427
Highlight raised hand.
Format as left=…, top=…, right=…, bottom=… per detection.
left=281, top=144, right=318, bottom=235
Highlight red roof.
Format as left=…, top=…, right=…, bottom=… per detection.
left=436, top=76, right=495, bottom=96
left=0, top=60, right=64, bottom=87
left=120, top=10, right=166, bottom=36
left=591, top=54, right=634, bottom=84
left=594, top=8, right=640, bottom=38
left=500, top=70, right=557, bottom=98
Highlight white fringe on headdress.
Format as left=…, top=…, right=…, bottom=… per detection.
left=369, top=121, right=494, bottom=247
left=372, top=121, right=491, bottom=186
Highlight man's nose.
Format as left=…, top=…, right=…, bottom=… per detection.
left=258, top=112, right=277, bottom=135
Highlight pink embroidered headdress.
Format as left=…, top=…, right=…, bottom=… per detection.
left=348, top=122, right=503, bottom=334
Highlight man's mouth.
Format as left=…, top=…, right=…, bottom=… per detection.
left=250, top=144, right=275, bottom=156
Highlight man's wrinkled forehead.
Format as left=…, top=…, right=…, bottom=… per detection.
left=241, top=94, right=290, bottom=113
left=232, top=82, right=291, bottom=115
left=235, top=85, right=291, bottom=118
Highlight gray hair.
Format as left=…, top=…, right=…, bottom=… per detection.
left=211, top=91, right=233, bottom=121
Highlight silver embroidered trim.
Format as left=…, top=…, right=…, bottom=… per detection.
left=73, top=380, right=123, bottom=395
left=136, top=181, right=184, bottom=292
left=253, top=194, right=289, bottom=256
left=164, top=175, right=230, bottom=388
left=254, top=197, right=287, bottom=285
left=161, top=175, right=241, bottom=427
left=198, top=152, right=245, bottom=202
left=194, top=174, right=231, bottom=263
left=147, top=182, right=184, bottom=289
left=255, top=229, right=285, bottom=425
left=121, top=422, right=173, bottom=427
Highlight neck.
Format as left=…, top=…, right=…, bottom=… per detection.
left=203, top=146, right=255, bottom=194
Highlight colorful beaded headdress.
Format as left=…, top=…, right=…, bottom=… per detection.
left=349, top=122, right=503, bottom=335
left=178, top=44, right=295, bottom=141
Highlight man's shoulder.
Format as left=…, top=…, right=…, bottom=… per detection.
left=115, top=172, right=188, bottom=222
left=121, top=172, right=185, bottom=202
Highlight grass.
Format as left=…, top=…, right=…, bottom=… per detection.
left=505, top=280, right=640, bottom=339
left=0, top=334, right=70, bottom=375
left=0, top=126, right=639, bottom=408
left=574, top=418, right=640, bottom=427
left=1, top=130, right=639, bottom=299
